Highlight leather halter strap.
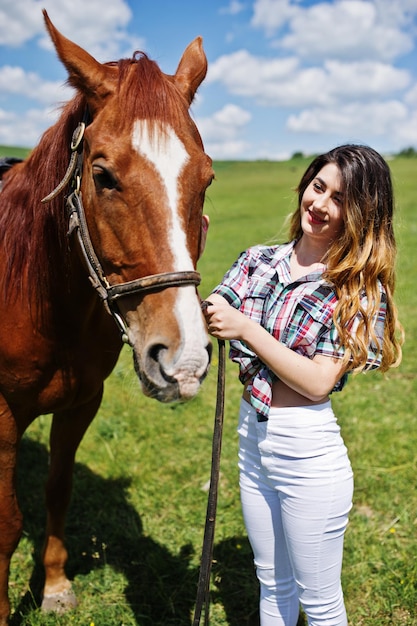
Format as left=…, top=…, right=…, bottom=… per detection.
left=42, top=120, right=201, bottom=340
left=193, top=337, right=226, bottom=626
left=106, top=271, right=201, bottom=302
left=66, top=189, right=200, bottom=315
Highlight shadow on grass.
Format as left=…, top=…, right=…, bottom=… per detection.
left=212, top=537, right=260, bottom=626
left=12, top=435, right=268, bottom=626
left=212, top=539, right=306, bottom=626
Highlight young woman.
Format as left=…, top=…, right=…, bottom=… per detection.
left=202, top=145, right=403, bottom=626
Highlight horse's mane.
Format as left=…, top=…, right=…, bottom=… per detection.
left=0, top=94, right=84, bottom=312
left=115, top=53, right=192, bottom=130
left=0, top=53, right=191, bottom=316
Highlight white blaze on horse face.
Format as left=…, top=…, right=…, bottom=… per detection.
left=132, top=119, right=191, bottom=269
left=131, top=120, right=209, bottom=393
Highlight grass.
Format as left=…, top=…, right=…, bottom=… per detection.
left=0, top=145, right=30, bottom=159
left=4, top=155, right=417, bottom=625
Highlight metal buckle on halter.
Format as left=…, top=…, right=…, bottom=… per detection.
left=70, top=122, right=85, bottom=151
left=41, top=122, right=86, bottom=204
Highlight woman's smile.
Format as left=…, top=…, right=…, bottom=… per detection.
left=307, top=209, right=327, bottom=225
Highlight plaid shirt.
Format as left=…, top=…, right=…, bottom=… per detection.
left=212, top=241, right=386, bottom=421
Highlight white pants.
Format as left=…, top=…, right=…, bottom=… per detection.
left=238, top=399, right=353, bottom=626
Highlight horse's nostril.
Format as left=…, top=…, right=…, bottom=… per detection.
left=147, top=343, right=176, bottom=384
left=148, top=342, right=164, bottom=363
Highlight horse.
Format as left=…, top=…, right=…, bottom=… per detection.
left=0, top=11, right=213, bottom=624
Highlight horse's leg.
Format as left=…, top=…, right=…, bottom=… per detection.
left=0, top=397, right=23, bottom=626
left=41, top=387, right=103, bottom=614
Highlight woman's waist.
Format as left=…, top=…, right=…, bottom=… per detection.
left=243, top=379, right=330, bottom=409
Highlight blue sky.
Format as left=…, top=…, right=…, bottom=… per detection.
left=0, top=0, right=416, bottom=160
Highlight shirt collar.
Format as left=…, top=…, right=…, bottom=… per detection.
left=271, top=241, right=294, bottom=283
left=272, top=240, right=326, bottom=285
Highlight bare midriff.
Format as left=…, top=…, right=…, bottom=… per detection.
left=243, top=379, right=329, bottom=409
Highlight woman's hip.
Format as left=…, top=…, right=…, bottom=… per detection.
left=238, top=398, right=353, bottom=486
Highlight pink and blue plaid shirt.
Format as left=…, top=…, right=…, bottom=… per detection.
left=212, top=241, right=386, bottom=421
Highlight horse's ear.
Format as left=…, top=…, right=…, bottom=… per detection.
left=174, top=37, right=207, bottom=105
left=43, top=10, right=117, bottom=110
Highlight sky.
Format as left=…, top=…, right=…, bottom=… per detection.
left=0, top=0, right=416, bottom=161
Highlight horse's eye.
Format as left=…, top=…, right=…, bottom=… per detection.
left=92, top=164, right=118, bottom=190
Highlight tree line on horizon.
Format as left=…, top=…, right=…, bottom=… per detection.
left=291, top=146, right=417, bottom=160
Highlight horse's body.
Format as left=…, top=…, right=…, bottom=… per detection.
left=0, top=12, right=213, bottom=624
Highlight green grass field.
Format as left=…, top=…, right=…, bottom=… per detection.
left=0, top=146, right=30, bottom=160
left=3, top=154, right=417, bottom=625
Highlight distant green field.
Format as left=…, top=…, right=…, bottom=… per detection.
left=0, top=145, right=30, bottom=159
left=5, top=156, right=417, bottom=625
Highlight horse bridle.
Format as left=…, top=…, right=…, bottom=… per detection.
left=42, top=121, right=201, bottom=342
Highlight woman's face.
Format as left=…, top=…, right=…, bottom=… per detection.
left=300, top=162, right=344, bottom=246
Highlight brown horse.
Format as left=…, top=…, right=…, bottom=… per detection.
left=0, top=11, right=213, bottom=624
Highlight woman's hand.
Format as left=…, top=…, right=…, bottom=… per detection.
left=201, top=294, right=253, bottom=341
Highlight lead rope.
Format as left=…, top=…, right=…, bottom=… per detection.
left=193, top=338, right=226, bottom=626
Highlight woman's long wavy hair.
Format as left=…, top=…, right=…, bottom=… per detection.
left=289, top=144, right=403, bottom=372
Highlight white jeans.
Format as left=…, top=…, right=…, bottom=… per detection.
left=238, top=399, right=353, bottom=626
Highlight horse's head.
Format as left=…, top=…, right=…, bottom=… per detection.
left=44, top=11, right=214, bottom=402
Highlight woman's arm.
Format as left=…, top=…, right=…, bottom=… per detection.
left=203, top=295, right=346, bottom=402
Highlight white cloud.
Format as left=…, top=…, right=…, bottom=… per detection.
left=196, top=104, right=252, bottom=158
left=287, top=100, right=409, bottom=138
left=395, top=110, right=417, bottom=147
left=252, top=0, right=415, bottom=62
left=0, top=0, right=144, bottom=61
left=0, top=106, right=57, bottom=146
left=197, top=103, right=251, bottom=141
left=251, top=0, right=297, bottom=36
left=206, top=49, right=299, bottom=103
left=281, top=1, right=413, bottom=62
left=0, top=66, right=73, bottom=104
left=205, top=139, right=251, bottom=159
left=212, top=103, right=252, bottom=127
left=405, top=83, right=417, bottom=106
left=207, top=50, right=410, bottom=107
left=207, top=49, right=299, bottom=86
left=219, top=1, right=246, bottom=16
left=0, top=0, right=43, bottom=47
left=323, top=60, right=410, bottom=98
